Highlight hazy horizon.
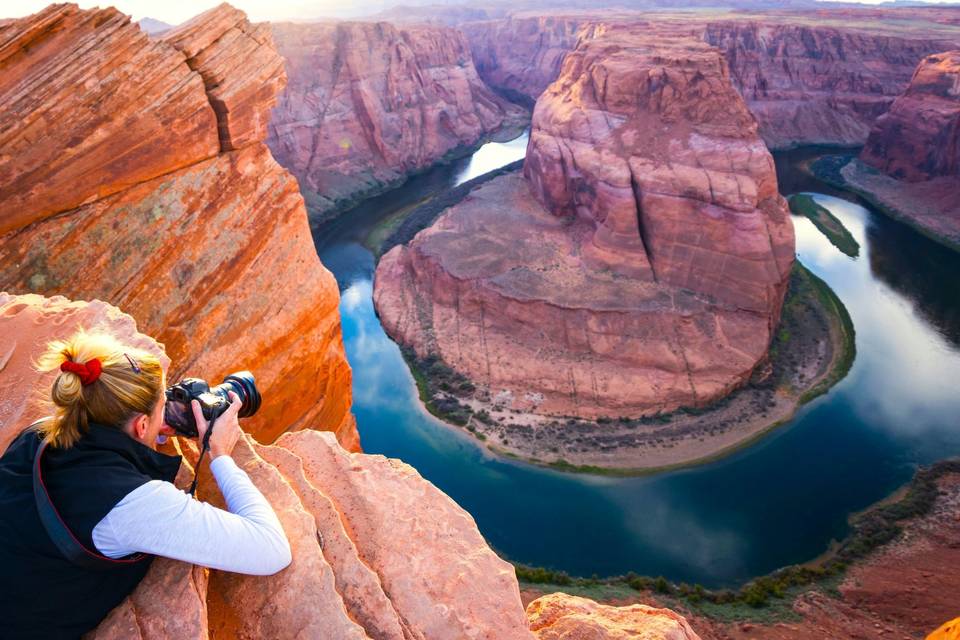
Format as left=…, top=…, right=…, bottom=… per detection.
left=4, top=0, right=960, bottom=26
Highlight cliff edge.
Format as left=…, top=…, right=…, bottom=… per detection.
left=0, top=3, right=355, bottom=446
left=0, top=291, right=702, bottom=639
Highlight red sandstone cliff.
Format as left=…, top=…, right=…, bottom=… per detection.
left=0, top=292, right=703, bottom=639
left=375, top=29, right=794, bottom=419
left=0, top=3, right=356, bottom=447
left=861, top=50, right=960, bottom=181
left=267, top=20, right=527, bottom=220
left=704, top=22, right=960, bottom=149
left=834, top=50, right=960, bottom=251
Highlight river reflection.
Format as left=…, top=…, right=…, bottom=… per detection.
left=312, top=139, right=960, bottom=587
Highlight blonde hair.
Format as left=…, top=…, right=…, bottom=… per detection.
left=35, top=331, right=164, bottom=448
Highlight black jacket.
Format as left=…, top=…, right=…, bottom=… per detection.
left=0, top=423, right=181, bottom=639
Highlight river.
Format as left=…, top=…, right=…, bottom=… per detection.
left=311, top=135, right=960, bottom=588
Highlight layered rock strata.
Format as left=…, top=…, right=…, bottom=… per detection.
left=267, top=21, right=526, bottom=220
left=860, top=50, right=960, bottom=181
left=818, top=51, right=960, bottom=251
left=375, top=31, right=794, bottom=419
left=0, top=292, right=701, bottom=639
left=0, top=3, right=355, bottom=447
left=463, top=14, right=960, bottom=149
left=704, top=22, right=960, bottom=149
left=462, top=16, right=593, bottom=104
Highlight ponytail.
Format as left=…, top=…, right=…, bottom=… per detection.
left=35, top=331, right=164, bottom=448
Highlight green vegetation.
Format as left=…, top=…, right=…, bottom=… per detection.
left=788, top=193, right=860, bottom=257
left=401, top=347, right=476, bottom=427
left=795, top=265, right=856, bottom=403
left=807, top=153, right=855, bottom=188
left=514, top=458, right=960, bottom=622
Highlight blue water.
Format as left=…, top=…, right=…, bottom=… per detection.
left=312, top=139, right=960, bottom=588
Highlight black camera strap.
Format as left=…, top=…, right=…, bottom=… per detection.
left=188, top=413, right=216, bottom=497
left=29, top=419, right=148, bottom=571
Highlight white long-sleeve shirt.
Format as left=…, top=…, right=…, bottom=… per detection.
left=91, top=455, right=292, bottom=575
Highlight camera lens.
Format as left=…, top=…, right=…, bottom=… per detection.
left=220, top=371, right=261, bottom=418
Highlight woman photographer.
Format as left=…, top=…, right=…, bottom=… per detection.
left=0, top=331, right=292, bottom=639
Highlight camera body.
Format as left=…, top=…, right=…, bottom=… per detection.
left=164, top=371, right=261, bottom=437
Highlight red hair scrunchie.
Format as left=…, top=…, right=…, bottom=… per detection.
left=60, top=358, right=103, bottom=386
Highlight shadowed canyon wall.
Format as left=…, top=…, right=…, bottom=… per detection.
left=267, top=20, right=526, bottom=220
left=375, top=27, right=794, bottom=419
left=0, top=3, right=356, bottom=447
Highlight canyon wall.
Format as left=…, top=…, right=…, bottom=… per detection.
left=0, top=292, right=702, bottom=639
left=463, top=14, right=960, bottom=149
left=375, top=28, right=794, bottom=419
left=860, top=50, right=960, bottom=181
left=0, top=4, right=356, bottom=447
left=462, top=16, right=593, bottom=104
left=704, top=22, right=960, bottom=149
left=267, top=20, right=526, bottom=220
left=832, top=49, right=960, bottom=251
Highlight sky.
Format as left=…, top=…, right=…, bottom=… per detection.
left=2, top=0, right=958, bottom=26
left=1, top=0, right=360, bottom=23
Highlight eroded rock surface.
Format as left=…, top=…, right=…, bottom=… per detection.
left=704, top=22, right=958, bottom=149
left=162, top=3, right=287, bottom=151
left=0, top=292, right=697, bottom=639
left=826, top=50, right=960, bottom=251
left=860, top=50, right=960, bottom=181
left=375, top=30, right=794, bottom=419
left=528, top=594, right=701, bottom=640
left=267, top=20, right=526, bottom=220
left=0, top=3, right=355, bottom=447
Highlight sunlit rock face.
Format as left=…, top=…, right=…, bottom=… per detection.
left=0, top=292, right=699, bottom=640
left=0, top=3, right=356, bottom=448
left=527, top=593, right=702, bottom=640
left=267, top=20, right=525, bottom=220
left=860, top=50, right=960, bottom=181
left=375, top=30, right=794, bottom=419
left=704, top=22, right=959, bottom=149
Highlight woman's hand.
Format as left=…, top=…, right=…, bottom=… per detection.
left=193, top=391, right=243, bottom=459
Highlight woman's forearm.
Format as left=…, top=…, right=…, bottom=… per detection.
left=92, top=457, right=292, bottom=575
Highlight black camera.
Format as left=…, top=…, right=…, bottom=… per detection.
left=164, top=371, right=261, bottom=437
